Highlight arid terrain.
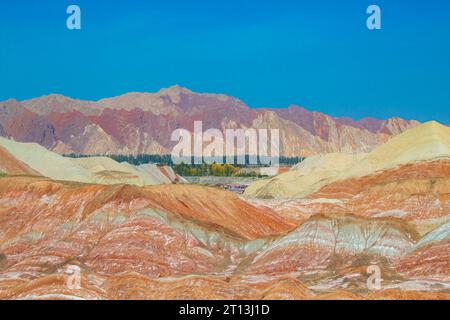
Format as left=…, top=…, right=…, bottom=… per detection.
left=0, top=86, right=419, bottom=156
left=0, top=91, right=448, bottom=300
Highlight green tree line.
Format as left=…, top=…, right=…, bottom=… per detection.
left=63, top=154, right=305, bottom=177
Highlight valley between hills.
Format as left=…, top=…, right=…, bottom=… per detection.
left=0, top=88, right=448, bottom=300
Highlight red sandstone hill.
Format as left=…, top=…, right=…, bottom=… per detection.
left=0, top=174, right=448, bottom=299
left=0, top=175, right=296, bottom=299
left=254, top=159, right=450, bottom=236
left=308, top=160, right=450, bottom=223
left=0, top=86, right=419, bottom=156
left=1, top=112, right=449, bottom=299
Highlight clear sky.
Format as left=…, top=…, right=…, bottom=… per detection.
left=1, top=0, right=449, bottom=122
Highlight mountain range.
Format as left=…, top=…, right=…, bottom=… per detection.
left=0, top=108, right=448, bottom=299
left=0, top=86, right=420, bottom=156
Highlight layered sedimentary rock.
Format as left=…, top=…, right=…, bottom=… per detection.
left=309, top=160, right=450, bottom=225
left=237, top=122, right=449, bottom=298
left=0, top=174, right=448, bottom=299
left=244, top=159, right=450, bottom=290
left=2, top=271, right=448, bottom=300
left=245, top=121, right=450, bottom=199
left=0, top=136, right=95, bottom=183
left=245, top=213, right=418, bottom=275
left=249, top=159, right=450, bottom=240
left=344, top=121, right=450, bottom=178
left=394, top=222, right=450, bottom=278
left=0, top=99, right=57, bottom=150
left=245, top=153, right=367, bottom=199
left=0, top=144, right=39, bottom=176
left=0, top=137, right=184, bottom=186
left=72, top=157, right=186, bottom=185
left=1, top=117, right=449, bottom=300
left=0, top=176, right=294, bottom=280
left=0, top=86, right=419, bottom=156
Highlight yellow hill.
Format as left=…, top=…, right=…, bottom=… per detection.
left=0, top=137, right=184, bottom=186
left=72, top=157, right=171, bottom=186
left=0, top=137, right=94, bottom=183
left=0, top=144, right=41, bottom=176
left=345, top=121, right=450, bottom=178
left=244, top=153, right=366, bottom=198
left=245, top=121, right=450, bottom=199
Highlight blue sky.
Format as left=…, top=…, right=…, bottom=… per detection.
left=0, top=0, right=449, bottom=122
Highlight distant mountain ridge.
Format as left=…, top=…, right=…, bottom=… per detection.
left=0, top=86, right=420, bottom=156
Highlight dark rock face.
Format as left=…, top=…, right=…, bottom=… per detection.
left=0, top=124, right=5, bottom=137
left=0, top=99, right=57, bottom=149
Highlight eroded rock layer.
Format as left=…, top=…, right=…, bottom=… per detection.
left=0, top=173, right=448, bottom=300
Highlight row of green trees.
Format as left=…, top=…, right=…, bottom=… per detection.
left=64, top=153, right=304, bottom=166
left=64, top=153, right=173, bottom=166
left=63, top=154, right=305, bottom=177
left=174, top=163, right=241, bottom=177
